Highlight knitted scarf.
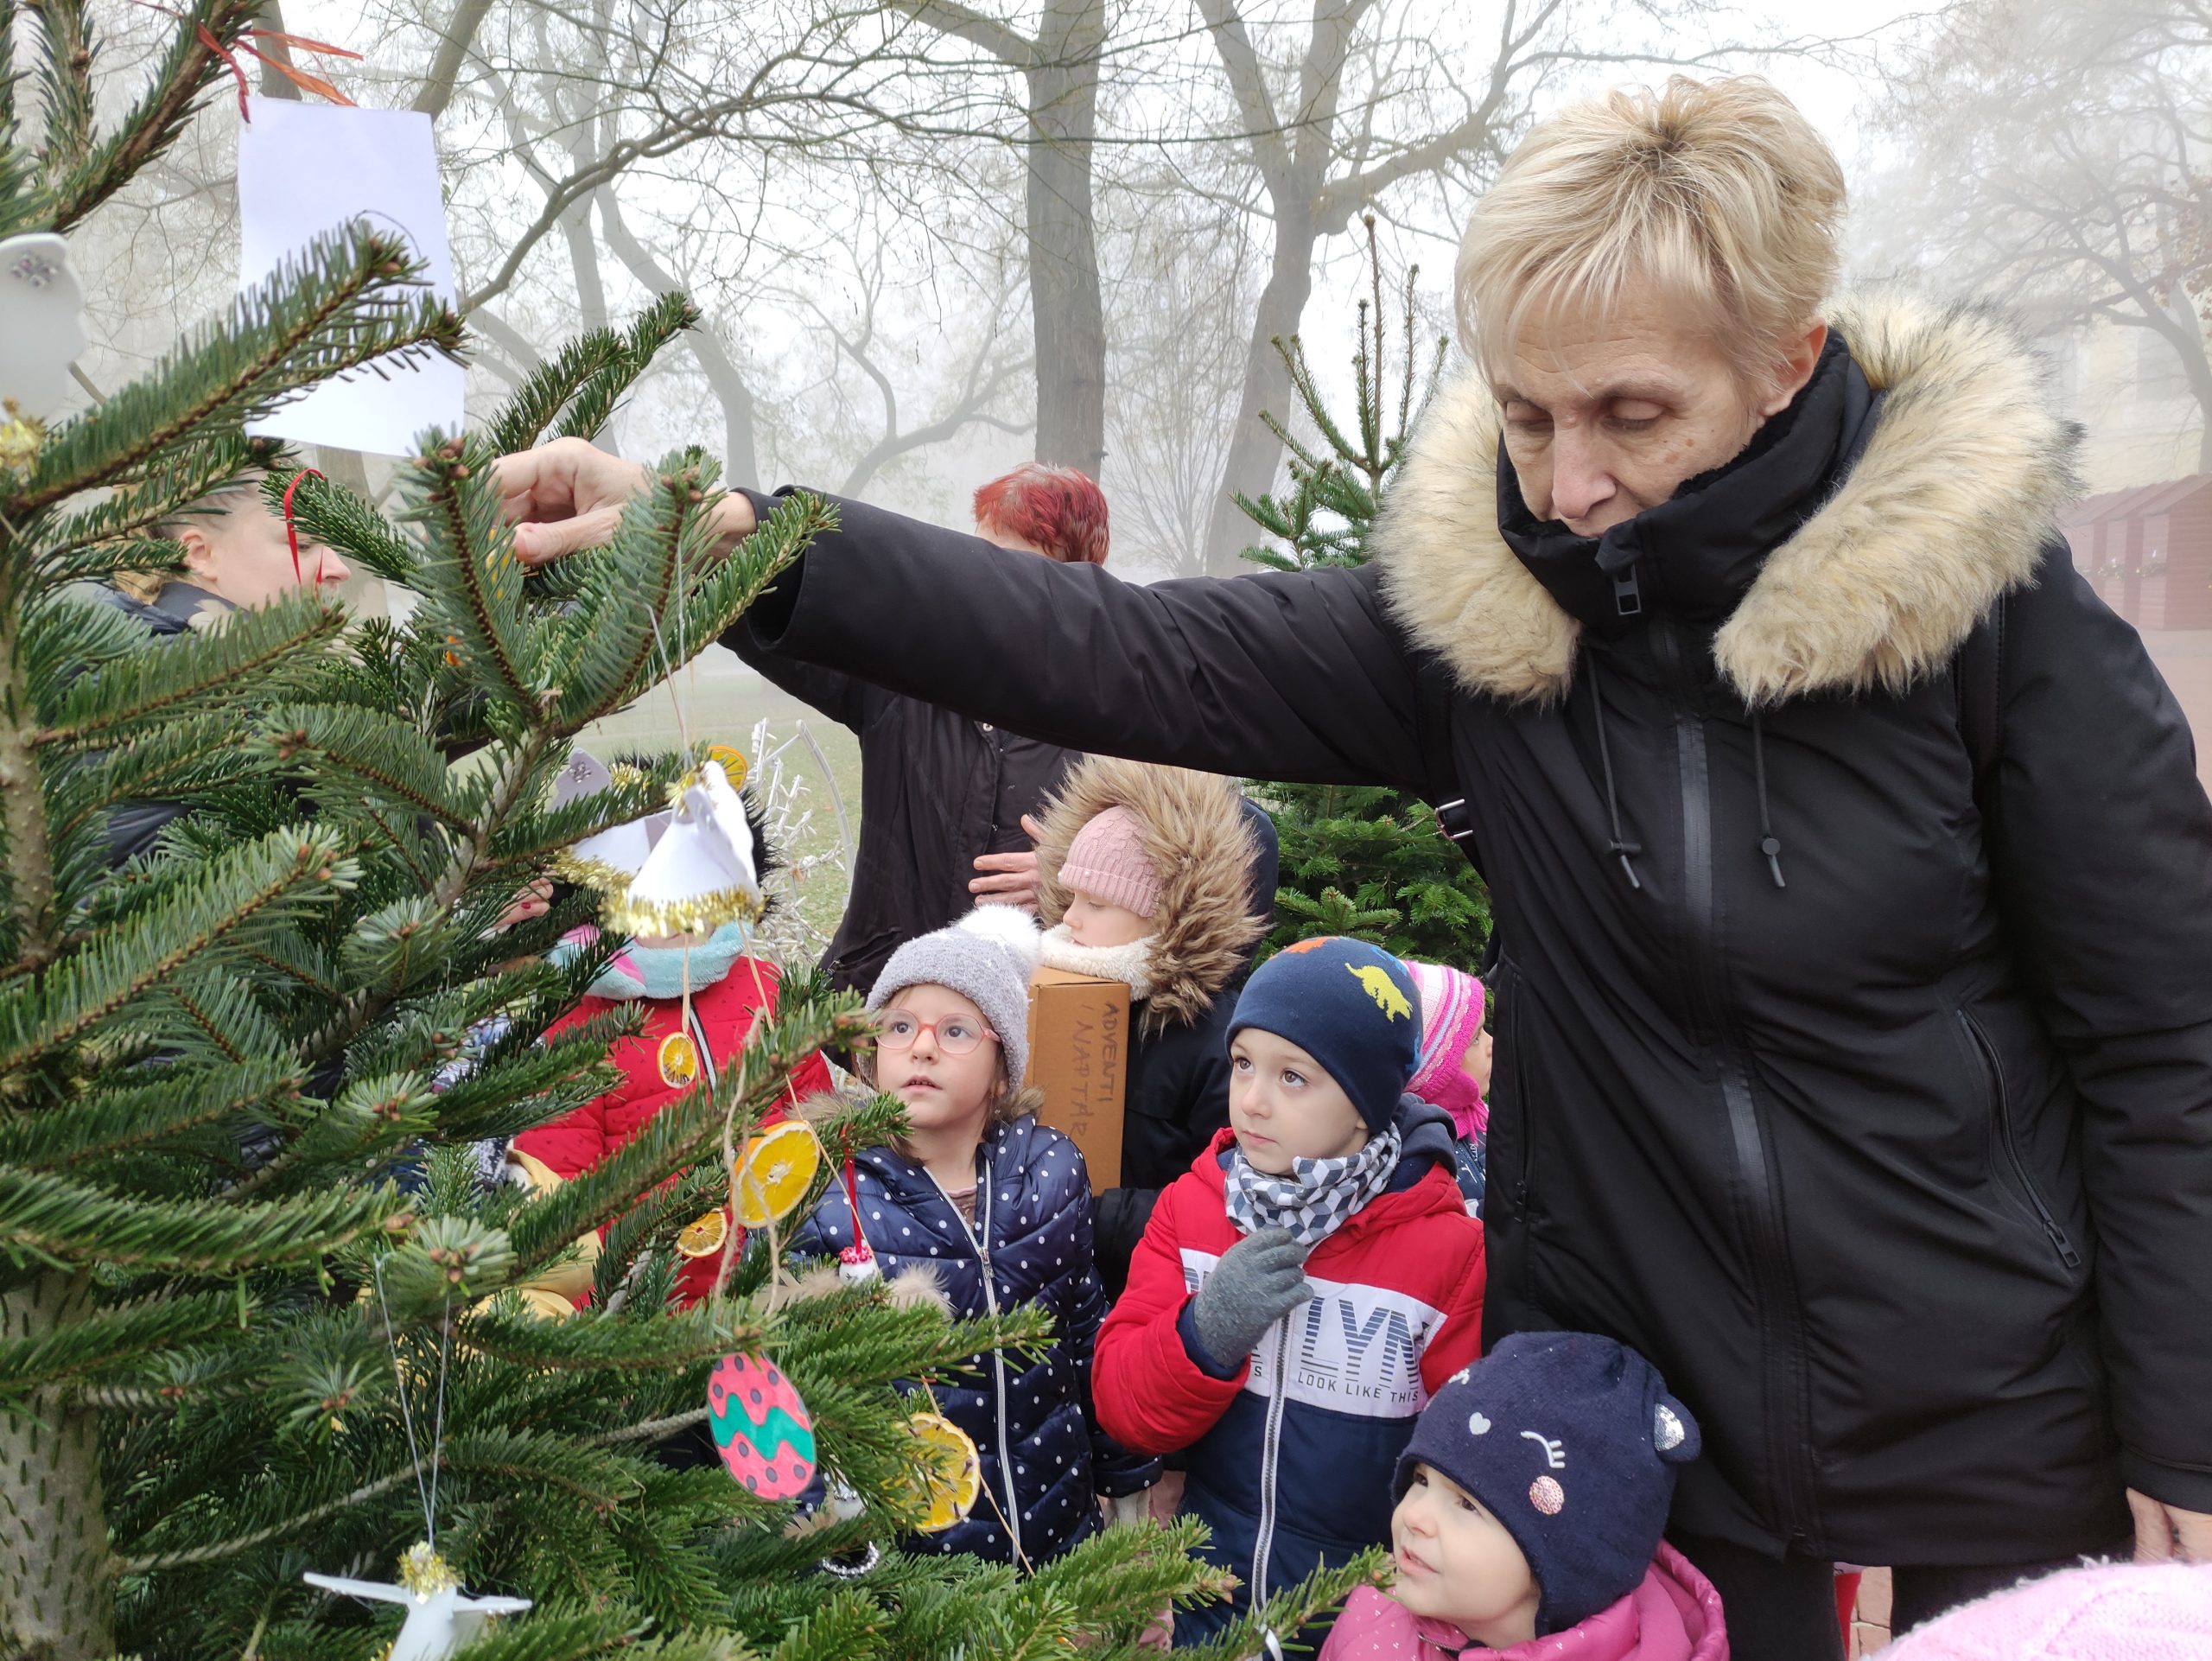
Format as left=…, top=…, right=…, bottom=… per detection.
left=1038, top=924, right=1157, bottom=1002
left=1223, top=1124, right=1403, bottom=1249
left=551, top=920, right=753, bottom=1002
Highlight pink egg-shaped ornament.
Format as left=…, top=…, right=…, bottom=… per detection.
left=707, top=1352, right=817, bottom=1500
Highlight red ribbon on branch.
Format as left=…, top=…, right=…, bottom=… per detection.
left=282, top=467, right=324, bottom=585
left=129, top=4, right=363, bottom=121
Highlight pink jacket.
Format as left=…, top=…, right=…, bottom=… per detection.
left=1319, top=1543, right=1727, bottom=1661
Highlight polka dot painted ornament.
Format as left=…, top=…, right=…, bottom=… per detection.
left=708, top=1352, right=817, bottom=1499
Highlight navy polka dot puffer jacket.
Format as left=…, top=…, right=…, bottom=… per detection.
left=788, top=1110, right=1160, bottom=1566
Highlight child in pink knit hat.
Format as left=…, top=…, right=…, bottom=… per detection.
left=1402, top=960, right=1492, bottom=1217
left=1030, top=757, right=1277, bottom=1295
left=1881, top=1559, right=2212, bottom=1659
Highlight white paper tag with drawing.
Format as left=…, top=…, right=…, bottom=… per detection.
left=236, top=98, right=463, bottom=455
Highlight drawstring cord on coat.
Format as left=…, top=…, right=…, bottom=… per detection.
left=1750, top=710, right=1787, bottom=889
left=1586, top=656, right=1643, bottom=890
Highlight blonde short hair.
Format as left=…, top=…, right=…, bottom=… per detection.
left=112, top=473, right=265, bottom=602
left=1455, top=76, right=1846, bottom=390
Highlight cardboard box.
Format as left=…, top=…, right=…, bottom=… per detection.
left=1024, top=967, right=1128, bottom=1191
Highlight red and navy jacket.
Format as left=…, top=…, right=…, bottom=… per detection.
left=1094, top=1097, right=1486, bottom=1642
left=512, top=963, right=832, bottom=1308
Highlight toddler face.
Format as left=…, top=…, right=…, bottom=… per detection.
left=1391, top=1462, right=1541, bottom=1647
left=872, top=983, right=1003, bottom=1132
left=1228, top=1028, right=1368, bottom=1174
left=1464, top=1028, right=1494, bottom=1098
left=1063, top=889, right=1150, bottom=949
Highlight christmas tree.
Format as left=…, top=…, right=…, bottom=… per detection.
left=0, top=6, right=1377, bottom=1657
left=1237, top=221, right=1492, bottom=971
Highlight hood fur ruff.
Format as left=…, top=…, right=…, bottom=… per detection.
left=1033, top=757, right=1266, bottom=1034
left=1370, top=294, right=2082, bottom=707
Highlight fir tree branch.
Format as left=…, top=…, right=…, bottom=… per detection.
left=486, top=329, right=630, bottom=456
left=0, top=1164, right=401, bottom=1274
left=0, top=1058, right=301, bottom=1169
left=0, top=824, right=353, bottom=1076
left=553, top=293, right=703, bottom=445
left=257, top=466, right=419, bottom=587
left=31, top=432, right=277, bottom=573
left=14, top=223, right=462, bottom=517
left=404, top=436, right=542, bottom=716
left=28, top=0, right=96, bottom=183
left=260, top=702, right=468, bottom=830
left=35, top=589, right=346, bottom=750
left=45, top=0, right=261, bottom=232
left=458, top=1306, right=762, bottom=1374
left=117, top=1458, right=429, bottom=1573
left=0, top=1289, right=242, bottom=1392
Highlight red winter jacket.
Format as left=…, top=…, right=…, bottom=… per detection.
left=512, top=960, right=832, bottom=1307
left=1094, top=1099, right=1486, bottom=1642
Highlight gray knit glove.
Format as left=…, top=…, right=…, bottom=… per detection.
left=1191, top=1227, right=1313, bottom=1368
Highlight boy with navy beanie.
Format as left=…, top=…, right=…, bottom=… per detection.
left=1319, top=1332, right=1728, bottom=1659
left=1095, top=938, right=1488, bottom=1645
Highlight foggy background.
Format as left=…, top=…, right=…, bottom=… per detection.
left=48, top=0, right=2212, bottom=951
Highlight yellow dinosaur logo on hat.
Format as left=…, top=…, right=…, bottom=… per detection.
left=1348, top=963, right=1413, bottom=1021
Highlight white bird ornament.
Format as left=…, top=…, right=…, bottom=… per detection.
left=304, top=1543, right=531, bottom=1661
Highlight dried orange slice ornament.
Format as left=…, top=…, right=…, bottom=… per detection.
left=706, top=743, right=749, bottom=792
left=677, top=1208, right=729, bottom=1258
left=657, top=1031, right=702, bottom=1088
left=895, top=1410, right=982, bottom=1534
left=732, top=1119, right=822, bottom=1229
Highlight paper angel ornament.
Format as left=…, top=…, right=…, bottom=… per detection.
left=610, top=758, right=761, bottom=935
left=304, top=1543, right=530, bottom=1661
left=546, top=749, right=671, bottom=897
left=0, top=232, right=87, bottom=421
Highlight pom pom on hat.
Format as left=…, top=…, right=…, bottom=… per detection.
left=867, top=907, right=1041, bottom=1084
left=1394, top=1333, right=1700, bottom=1636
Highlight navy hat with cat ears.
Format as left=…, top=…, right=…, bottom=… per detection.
left=1394, top=1332, right=1700, bottom=1636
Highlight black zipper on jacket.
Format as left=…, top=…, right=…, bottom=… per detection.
left=932, top=1139, right=1027, bottom=1567
left=1649, top=617, right=1819, bottom=1550
left=1960, top=1011, right=2081, bottom=1270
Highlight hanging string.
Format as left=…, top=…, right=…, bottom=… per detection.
left=424, top=1289, right=454, bottom=1550
left=370, top=1257, right=436, bottom=1544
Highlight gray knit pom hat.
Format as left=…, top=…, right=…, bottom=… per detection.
left=865, top=907, right=1043, bottom=1085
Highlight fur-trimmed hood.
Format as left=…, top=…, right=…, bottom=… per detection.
left=1370, top=294, right=2082, bottom=707
left=1033, top=757, right=1267, bottom=1034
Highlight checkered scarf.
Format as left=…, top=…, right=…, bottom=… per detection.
left=1223, top=1125, right=1403, bottom=1248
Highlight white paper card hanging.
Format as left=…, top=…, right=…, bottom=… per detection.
left=236, top=98, right=462, bottom=455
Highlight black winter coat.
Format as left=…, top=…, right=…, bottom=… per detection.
left=728, top=633, right=1076, bottom=996
left=734, top=299, right=2212, bottom=1565
left=86, top=581, right=229, bottom=862
left=786, top=1112, right=1158, bottom=1565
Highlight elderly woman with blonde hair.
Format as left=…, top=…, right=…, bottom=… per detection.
left=497, top=76, right=2212, bottom=1657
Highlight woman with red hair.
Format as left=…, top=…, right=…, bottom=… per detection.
left=971, top=463, right=1110, bottom=568
left=727, top=463, right=1109, bottom=996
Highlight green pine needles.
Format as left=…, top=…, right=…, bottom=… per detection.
left=0, top=6, right=1381, bottom=1657
left=1237, top=219, right=1492, bottom=971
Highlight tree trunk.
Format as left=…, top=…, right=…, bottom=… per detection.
left=0, top=1274, right=113, bottom=1660
left=1025, top=0, right=1108, bottom=473
left=690, top=330, right=760, bottom=487
left=1203, top=201, right=1319, bottom=575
